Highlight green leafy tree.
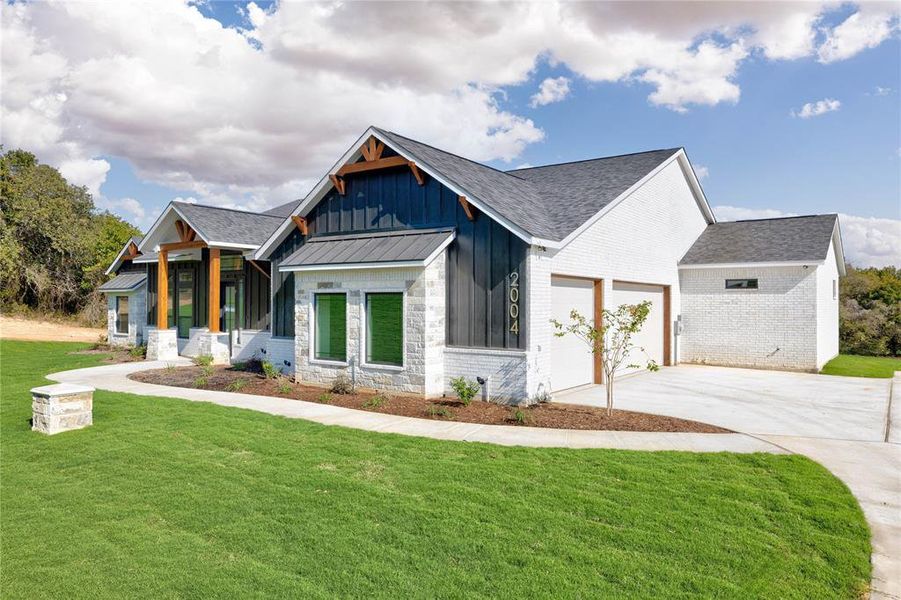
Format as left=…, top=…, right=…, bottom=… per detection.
left=552, top=301, right=659, bottom=416
left=840, top=265, right=901, bottom=356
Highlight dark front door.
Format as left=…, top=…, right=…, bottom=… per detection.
left=177, top=271, right=193, bottom=338
left=220, top=279, right=243, bottom=333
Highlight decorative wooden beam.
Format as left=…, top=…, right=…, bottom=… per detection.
left=123, top=241, right=142, bottom=261
left=458, top=195, right=476, bottom=221
left=208, top=248, right=221, bottom=333
left=159, top=240, right=207, bottom=252
left=174, top=219, right=197, bottom=243
left=291, top=215, right=309, bottom=236
left=329, top=174, right=346, bottom=196
left=336, top=155, right=408, bottom=177
left=408, top=161, right=425, bottom=186
left=248, top=259, right=271, bottom=280
left=359, top=137, right=385, bottom=162
left=157, top=249, right=169, bottom=329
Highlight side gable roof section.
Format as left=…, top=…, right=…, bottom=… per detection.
left=679, top=214, right=845, bottom=275
left=255, top=126, right=716, bottom=260
left=139, top=201, right=284, bottom=253
left=104, top=236, right=143, bottom=275
left=98, top=272, right=147, bottom=293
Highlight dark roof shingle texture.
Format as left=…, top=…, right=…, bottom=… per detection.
left=174, top=202, right=284, bottom=246
left=680, top=214, right=838, bottom=265
left=281, top=228, right=454, bottom=269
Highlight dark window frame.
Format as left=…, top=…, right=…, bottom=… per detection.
left=115, top=296, right=129, bottom=334
left=725, top=278, right=758, bottom=290
left=364, top=292, right=405, bottom=368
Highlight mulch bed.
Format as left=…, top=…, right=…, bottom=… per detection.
left=129, top=365, right=729, bottom=433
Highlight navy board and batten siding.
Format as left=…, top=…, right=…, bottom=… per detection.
left=284, top=163, right=527, bottom=350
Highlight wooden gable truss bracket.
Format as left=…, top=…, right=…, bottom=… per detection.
left=329, top=138, right=427, bottom=196
left=458, top=195, right=477, bottom=222
left=174, top=219, right=197, bottom=243
left=291, top=215, right=309, bottom=236
left=123, top=241, right=142, bottom=261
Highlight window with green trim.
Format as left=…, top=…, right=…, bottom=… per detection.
left=366, top=293, right=403, bottom=367
left=314, top=293, right=346, bottom=362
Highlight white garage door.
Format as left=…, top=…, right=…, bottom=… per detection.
left=551, top=276, right=595, bottom=392
left=608, top=281, right=665, bottom=376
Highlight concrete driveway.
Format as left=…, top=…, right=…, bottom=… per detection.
left=557, top=364, right=901, bottom=599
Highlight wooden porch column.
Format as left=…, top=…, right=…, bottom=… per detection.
left=208, top=248, right=221, bottom=333
left=157, top=250, right=169, bottom=328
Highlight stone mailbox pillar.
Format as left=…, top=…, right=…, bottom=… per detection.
left=31, top=383, right=95, bottom=435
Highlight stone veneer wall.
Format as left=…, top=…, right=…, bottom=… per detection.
left=678, top=265, right=819, bottom=371
left=106, top=289, right=146, bottom=347
left=292, top=252, right=446, bottom=396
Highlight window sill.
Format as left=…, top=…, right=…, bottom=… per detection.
left=310, top=358, right=349, bottom=368
left=361, top=362, right=404, bottom=372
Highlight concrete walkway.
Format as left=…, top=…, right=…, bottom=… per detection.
left=47, top=360, right=783, bottom=454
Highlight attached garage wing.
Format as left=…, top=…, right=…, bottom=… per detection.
left=551, top=276, right=597, bottom=392
left=608, top=281, right=666, bottom=376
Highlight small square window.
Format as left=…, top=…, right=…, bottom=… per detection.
left=314, top=293, right=346, bottom=362
left=116, top=296, right=129, bottom=334
left=366, top=293, right=403, bottom=367
left=725, top=278, right=758, bottom=289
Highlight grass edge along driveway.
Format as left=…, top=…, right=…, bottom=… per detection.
left=821, top=353, right=901, bottom=378
left=0, top=340, right=871, bottom=599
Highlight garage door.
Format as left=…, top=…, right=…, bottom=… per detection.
left=551, top=276, right=596, bottom=391
left=608, top=281, right=665, bottom=376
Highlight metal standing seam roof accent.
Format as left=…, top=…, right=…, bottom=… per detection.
left=172, top=201, right=285, bottom=246
left=679, top=214, right=839, bottom=265
left=279, top=228, right=456, bottom=270
left=98, top=272, right=147, bottom=292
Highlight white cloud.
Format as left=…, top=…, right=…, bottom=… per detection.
left=818, top=6, right=898, bottom=64
left=694, top=165, right=710, bottom=180
left=872, top=86, right=893, bottom=96
left=0, top=1, right=897, bottom=215
left=530, top=76, right=572, bottom=107
left=715, top=205, right=901, bottom=268
left=792, top=98, right=841, bottom=118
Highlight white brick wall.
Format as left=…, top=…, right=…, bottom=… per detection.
left=232, top=330, right=272, bottom=363
left=444, top=347, right=528, bottom=402
left=291, top=252, right=446, bottom=395
left=678, top=265, right=820, bottom=371
left=266, top=336, right=295, bottom=376
left=816, top=243, right=840, bottom=369
left=106, top=289, right=146, bottom=347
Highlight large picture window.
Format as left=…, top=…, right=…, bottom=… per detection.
left=366, top=293, right=403, bottom=367
left=314, top=293, right=346, bottom=362
left=116, top=296, right=129, bottom=334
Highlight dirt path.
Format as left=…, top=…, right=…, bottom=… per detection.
left=0, top=315, right=104, bottom=343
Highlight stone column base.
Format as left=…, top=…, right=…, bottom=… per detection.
left=199, top=331, right=230, bottom=364
left=146, top=328, right=179, bottom=361
left=31, top=383, right=94, bottom=435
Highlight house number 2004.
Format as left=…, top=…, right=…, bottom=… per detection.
left=509, top=271, right=520, bottom=334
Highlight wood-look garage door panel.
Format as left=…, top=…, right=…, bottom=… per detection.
left=609, top=281, right=664, bottom=376
left=551, top=276, right=595, bottom=392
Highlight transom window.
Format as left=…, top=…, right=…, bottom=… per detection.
left=725, top=278, right=758, bottom=290
left=314, top=293, right=346, bottom=362
left=365, top=293, right=403, bottom=367
left=116, top=296, right=129, bottom=334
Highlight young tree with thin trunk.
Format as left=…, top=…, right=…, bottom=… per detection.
left=551, top=301, right=659, bottom=416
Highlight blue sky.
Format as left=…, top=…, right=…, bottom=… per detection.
left=2, top=1, right=899, bottom=265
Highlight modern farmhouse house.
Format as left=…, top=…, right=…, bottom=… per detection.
left=101, top=127, right=845, bottom=401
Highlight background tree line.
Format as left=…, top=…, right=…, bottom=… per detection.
left=840, top=265, right=900, bottom=356
left=1, top=148, right=140, bottom=325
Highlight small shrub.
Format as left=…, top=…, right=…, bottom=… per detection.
left=510, top=408, right=528, bottom=425
left=427, top=404, right=453, bottom=418
left=450, top=376, right=481, bottom=406
left=128, top=345, right=146, bottom=359
left=317, top=392, right=333, bottom=404
left=276, top=378, right=293, bottom=394
left=164, top=363, right=176, bottom=373
left=193, top=354, right=214, bottom=367
left=200, top=364, right=214, bottom=377
left=193, top=375, right=209, bottom=388
left=530, top=390, right=552, bottom=404
left=226, top=378, right=247, bottom=392
left=363, top=393, right=389, bottom=409
left=234, top=357, right=264, bottom=374
left=261, top=360, right=281, bottom=379
left=330, top=373, right=354, bottom=395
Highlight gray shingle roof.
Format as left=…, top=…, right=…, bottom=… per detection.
left=98, top=272, right=146, bottom=292
left=263, top=200, right=302, bottom=217
left=372, top=127, right=680, bottom=242
left=680, top=214, right=838, bottom=265
left=280, top=228, right=455, bottom=271
left=174, top=202, right=284, bottom=246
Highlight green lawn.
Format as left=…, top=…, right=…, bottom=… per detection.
left=821, top=354, right=901, bottom=378
left=0, top=340, right=871, bottom=599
